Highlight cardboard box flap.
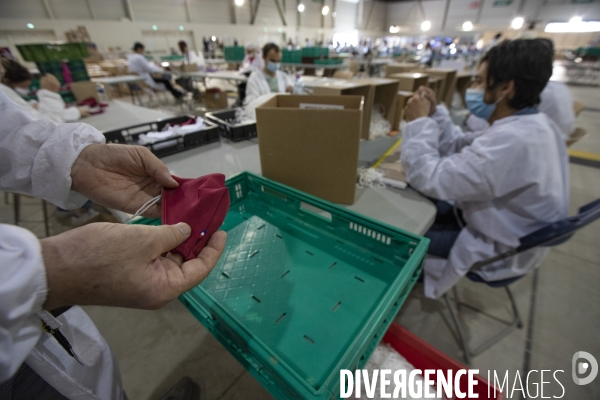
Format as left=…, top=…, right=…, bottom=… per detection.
left=259, top=94, right=364, bottom=111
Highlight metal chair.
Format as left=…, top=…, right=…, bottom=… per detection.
left=444, top=197, right=600, bottom=364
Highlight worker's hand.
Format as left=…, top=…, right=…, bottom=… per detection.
left=404, top=93, right=431, bottom=122
left=416, top=85, right=438, bottom=116
left=285, top=85, right=294, bottom=93
left=40, top=73, right=61, bottom=93
left=77, top=107, right=91, bottom=117
left=71, top=144, right=178, bottom=218
left=41, top=222, right=227, bottom=310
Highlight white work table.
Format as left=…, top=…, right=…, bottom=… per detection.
left=83, top=100, right=174, bottom=132
left=83, top=100, right=435, bottom=235
left=91, top=75, right=145, bottom=85
left=179, top=70, right=248, bottom=83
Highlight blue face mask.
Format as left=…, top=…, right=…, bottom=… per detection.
left=266, top=61, right=280, bottom=73
left=465, top=88, right=503, bottom=121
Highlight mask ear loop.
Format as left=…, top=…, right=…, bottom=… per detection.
left=124, top=194, right=162, bottom=223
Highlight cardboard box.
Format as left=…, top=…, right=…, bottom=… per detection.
left=389, top=72, right=429, bottom=92
left=178, top=63, right=198, bottom=72
left=204, top=90, right=228, bottom=109
left=425, top=68, right=458, bottom=106
left=70, top=81, right=101, bottom=102
left=354, top=78, right=400, bottom=135
left=455, top=72, right=474, bottom=107
left=311, top=81, right=372, bottom=140
left=385, top=63, right=420, bottom=77
left=256, top=95, right=363, bottom=204
left=393, top=91, right=414, bottom=129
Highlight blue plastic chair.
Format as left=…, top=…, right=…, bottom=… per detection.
left=444, top=198, right=600, bottom=364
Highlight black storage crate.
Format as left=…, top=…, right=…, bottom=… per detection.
left=205, top=109, right=257, bottom=142
left=102, top=115, right=219, bottom=158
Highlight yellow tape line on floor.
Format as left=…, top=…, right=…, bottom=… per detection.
left=568, top=149, right=600, bottom=162
left=373, top=138, right=402, bottom=168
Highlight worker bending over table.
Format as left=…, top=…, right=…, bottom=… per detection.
left=400, top=39, right=569, bottom=299
left=244, top=43, right=294, bottom=106
left=0, top=58, right=90, bottom=123
left=127, top=42, right=187, bottom=100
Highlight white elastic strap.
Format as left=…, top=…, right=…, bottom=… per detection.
left=124, top=194, right=162, bottom=223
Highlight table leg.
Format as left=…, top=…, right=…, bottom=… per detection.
left=42, top=200, right=50, bottom=237
left=129, top=83, right=136, bottom=105
left=13, top=193, right=20, bottom=226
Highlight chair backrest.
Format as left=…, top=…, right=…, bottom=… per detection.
left=517, top=198, right=600, bottom=253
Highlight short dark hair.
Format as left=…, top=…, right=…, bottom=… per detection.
left=262, top=43, right=280, bottom=58
left=481, top=39, right=553, bottom=110
left=2, top=59, right=31, bottom=84
left=133, top=42, right=144, bottom=51
left=178, top=40, right=187, bottom=52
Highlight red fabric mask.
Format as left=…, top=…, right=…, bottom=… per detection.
left=162, top=174, right=230, bottom=261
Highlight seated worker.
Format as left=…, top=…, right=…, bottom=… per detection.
left=0, top=58, right=89, bottom=123
left=466, top=39, right=575, bottom=141
left=244, top=43, right=294, bottom=106
left=127, top=42, right=187, bottom=99
left=178, top=40, right=206, bottom=70
left=401, top=39, right=569, bottom=299
left=240, top=43, right=264, bottom=72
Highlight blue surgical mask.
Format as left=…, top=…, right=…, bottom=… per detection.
left=465, top=88, right=503, bottom=121
left=266, top=61, right=280, bottom=73
left=15, top=87, right=30, bottom=96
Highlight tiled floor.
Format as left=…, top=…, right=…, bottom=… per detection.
left=3, top=84, right=600, bottom=399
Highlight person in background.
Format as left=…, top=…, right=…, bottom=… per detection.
left=486, top=32, right=502, bottom=50
left=466, top=40, right=575, bottom=141
left=420, top=43, right=433, bottom=67
left=178, top=40, right=206, bottom=70
left=244, top=43, right=294, bottom=106
left=0, top=58, right=90, bottom=123
left=127, top=42, right=187, bottom=99
left=401, top=39, right=568, bottom=299
left=287, top=39, right=295, bottom=50
left=241, top=43, right=264, bottom=72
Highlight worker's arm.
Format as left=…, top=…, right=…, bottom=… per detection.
left=429, top=104, right=484, bottom=156
left=0, top=90, right=103, bottom=208
left=36, top=89, right=82, bottom=123
left=243, top=72, right=263, bottom=106
left=464, top=113, right=490, bottom=132
left=401, top=95, right=518, bottom=202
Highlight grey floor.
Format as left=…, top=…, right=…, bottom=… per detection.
left=2, top=84, right=599, bottom=399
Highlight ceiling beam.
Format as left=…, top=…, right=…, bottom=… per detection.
left=85, top=0, right=95, bottom=20
left=122, top=0, right=135, bottom=22
left=42, top=0, right=54, bottom=19
left=184, top=0, right=192, bottom=22
left=274, top=0, right=287, bottom=26
left=441, top=0, right=451, bottom=31
left=475, top=0, right=485, bottom=24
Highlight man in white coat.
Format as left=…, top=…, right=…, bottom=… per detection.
left=0, top=58, right=89, bottom=123
left=127, top=42, right=186, bottom=99
left=0, top=79, right=226, bottom=396
left=178, top=40, right=206, bottom=70
left=244, top=43, right=294, bottom=106
left=401, top=39, right=569, bottom=299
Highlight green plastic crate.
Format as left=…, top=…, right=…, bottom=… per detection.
left=224, top=46, right=245, bottom=62
left=282, top=50, right=302, bottom=63
left=160, top=55, right=185, bottom=61
left=131, top=172, right=428, bottom=399
left=36, top=60, right=89, bottom=85
left=16, top=43, right=88, bottom=63
left=313, top=58, right=342, bottom=65
left=301, top=47, right=329, bottom=58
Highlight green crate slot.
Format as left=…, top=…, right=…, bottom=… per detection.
left=131, top=172, right=428, bottom=399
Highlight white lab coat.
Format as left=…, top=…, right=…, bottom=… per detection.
left=0, top=89, right=124, bottom=399
left=241, top=54, right=265, bottom=72
left=0, top=83, right=81, bottom=123
left=401, top=105, right=569, bottom=299
left=539, top=81, right=576, bottom=140
left=466, top=81, right=576, bottom=140
left=184, top=49, right=206, bottom=70
left=244, top=70, right=293, bottom=106
left=127, top=53, right=165, bottom=90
